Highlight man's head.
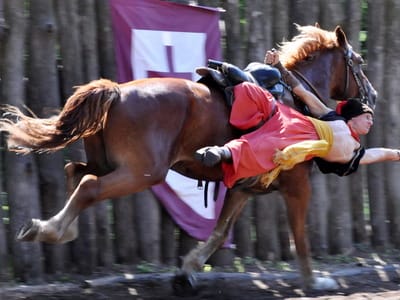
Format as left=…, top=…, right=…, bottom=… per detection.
left=336, top=99, right=374, bottom=121
left=337, top=99, right=374, bottom=136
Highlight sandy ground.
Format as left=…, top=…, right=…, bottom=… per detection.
left=1, top=251, right=399, bottom=299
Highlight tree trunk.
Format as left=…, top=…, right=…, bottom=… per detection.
left=6, top=155, right=44, bottom=282
left=327, top=175, right=353, bottom=254
left=161, top=208, right=178, bottom=265
left=272, top=0, right=290, bottom=46
left=68, top=0, right=114, bottom=272
left=220, top=0, right=244, bottom=66
left=276, top=196, right=292, bottom=260
left=54, top=0, right=86, bottom=269
left=350, top=167, right=368, bottom=243
left=27, top=0, right=67, bottom=275
left=254, top=194, right=281, bottom=261
left=81, top=0, right=113, bottom=268
left=95, top=202, right=114, bottom=267
left=79, top=0, right=100, bottom=81
left=383, top=0, right=400, bottom=248
left=54, top=0, right=84, bottom=98
left=233, top=200, right=254, bottom=258
left=134, top=190, right=161, bottom=263
left=320, top=0, right=354, bottom=256
left=308, top=168, right=329, bottom=257
left=113, top=195, right=139, bottom=264
left=72, top=208, right=97, bottom=274
left=343, top=0, right=362, bottom=51
left=0, top=195, right=9, bottom=281
left=178, top=230, right=198, bottom=261
left=245, top=0, right=272, bottom=62
left=343, top=2, right=366, bottom=244
left=0, top=0, right=9, bottom=282
left=207, top=247, right=235, bottom=267
left=366, top=0, right=387, bottom=249
left=0, top=0, right=4, bottom=72
left=2, top=0, right=44, bottom=283
left=319, top=0, right=345, bottom=29
left=288, top=0, right=318, bottom=38
left=95, top=0, right=116, bottom=80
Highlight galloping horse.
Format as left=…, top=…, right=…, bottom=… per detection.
left=0, top=25, right=376, bottom=292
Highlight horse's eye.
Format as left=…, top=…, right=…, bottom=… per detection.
left=306, top=55, right=314, bottom=61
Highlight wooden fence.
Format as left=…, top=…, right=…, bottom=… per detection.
left=1, top=0, right=400, bottom=283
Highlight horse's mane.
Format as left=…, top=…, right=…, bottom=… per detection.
left=279, top=25, right=340, bottom=69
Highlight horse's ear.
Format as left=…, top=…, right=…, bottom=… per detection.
left=315, top=22, right=320, bottom=28
left=335, top=25, right=348, bottom=47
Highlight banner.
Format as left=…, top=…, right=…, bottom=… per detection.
left=110, top=0, right=229, bottom=242
left=110, top=0, right=222, bottom=82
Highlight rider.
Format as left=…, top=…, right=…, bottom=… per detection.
left=195, top=51, right=400, bottom=188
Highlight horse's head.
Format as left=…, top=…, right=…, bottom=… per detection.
left=279, top=24, right=377, bottom=110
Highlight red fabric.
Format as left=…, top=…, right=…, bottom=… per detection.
left=335, top=101, right=346, bottom=114
left=222, top=82, right=319, bottom=188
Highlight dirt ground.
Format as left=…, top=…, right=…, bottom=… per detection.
left=1, top=249, right=400, bottom=300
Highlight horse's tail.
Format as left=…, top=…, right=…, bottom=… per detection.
left=0, top=78, right=121, bottom=154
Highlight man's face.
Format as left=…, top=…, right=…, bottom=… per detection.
left=348, top=113, right=374, bottom=135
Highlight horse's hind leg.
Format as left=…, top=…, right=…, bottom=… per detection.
left=17, top=161, right=87, bottom=243
left=17, top=166, right=153, bottom=244
left=173, top=188, right=249, bottom=295
left=56, top=162, right=87, bottom=242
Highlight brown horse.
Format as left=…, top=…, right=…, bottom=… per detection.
left=0, top=25, right=376, bottom=293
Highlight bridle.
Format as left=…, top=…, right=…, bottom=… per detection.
left=343, top=45, right=370, bottom=106
left=291, top=45, right=372, bottom=107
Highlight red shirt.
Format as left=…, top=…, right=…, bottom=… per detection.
left=222, top=82, right=319, bottom=188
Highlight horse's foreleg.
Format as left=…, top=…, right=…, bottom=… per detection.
left=280, top=165, right=338, bottom=290
left=17, top=166, right=143, bottom=244
left=174, top=188, right=249, bottom=294
left=280, top=165, right=315, bottom=288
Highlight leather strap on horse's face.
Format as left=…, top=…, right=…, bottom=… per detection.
left=291, top=69, right=326, bottom=105
left=344, top=46, right=370, bottom=106
left=292, top=46, right=372, bottom=109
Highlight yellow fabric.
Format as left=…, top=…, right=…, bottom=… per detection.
left=260, top=117, right=333, bottom=187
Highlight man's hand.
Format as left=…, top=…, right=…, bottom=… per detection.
left=264, top=49, right=280, bottom=65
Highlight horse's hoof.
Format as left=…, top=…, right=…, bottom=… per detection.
left=311, top=277, right=339, bottom=290
left=16, top=219, right=40, bottom=241
left=172, top=272, right=198, bottom=296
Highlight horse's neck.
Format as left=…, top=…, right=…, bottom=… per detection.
left=282, top=64, right=332, bottom=115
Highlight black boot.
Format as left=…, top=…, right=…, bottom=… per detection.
left=195, top=146, right=232, bottom=167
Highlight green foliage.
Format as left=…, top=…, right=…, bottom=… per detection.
left=135, top=261, right=177, bottom=274
left=203, top=264, right=213, bottom=272
left=136, top=262, right=157, bottom=273
left=360, top=0, right=369, bottom=58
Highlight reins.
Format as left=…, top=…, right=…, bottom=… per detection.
left=291, top=69, right=326, bottom=104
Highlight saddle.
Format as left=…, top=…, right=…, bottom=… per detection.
left=196, top=59, right=284, bottom=105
